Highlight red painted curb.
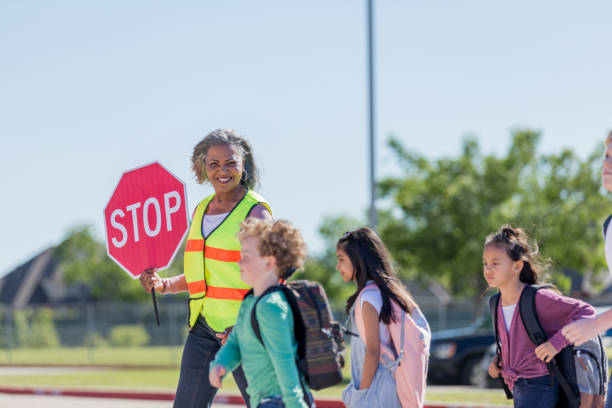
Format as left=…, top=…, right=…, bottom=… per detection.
left=0, top=386, right=502, bottom=407
left=0, top=387, right=348, bottom=406
left=310, top=400, right=344, bottom=408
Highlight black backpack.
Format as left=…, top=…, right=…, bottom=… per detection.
left=247, top=280, right=347, bottom=391
left=489, top=285, right=607, bottom=408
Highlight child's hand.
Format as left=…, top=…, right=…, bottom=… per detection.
left=488, top=358, right=501, bottom=378
left=534, top=341, right=559, bottom=363
left=209, top=364, right=226, bottom=388
left=562, top=318, right=599, bottom=346
left=216, top=327, right=233, bottom=345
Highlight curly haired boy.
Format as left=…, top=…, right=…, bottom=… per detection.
left=209, top=219, right=313, bottom=408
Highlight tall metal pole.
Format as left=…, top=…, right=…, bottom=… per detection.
left=367, top=0, right=377, bottom=230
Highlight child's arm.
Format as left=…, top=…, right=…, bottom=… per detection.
left=159, top=274, right=188, bottom=294
left=536, top=289, right=596, bottom=353
left=562, top=308, right=612, bottom=346
left=209, top=322, right=242, bottom=387
left=258, top=294, right=308, bottom=408
left=359, top=301, right=381, bottom=390
left=139, top=270, right=188, bottom=294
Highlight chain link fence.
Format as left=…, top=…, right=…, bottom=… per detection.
left=0, top=297, right=485, bottom=357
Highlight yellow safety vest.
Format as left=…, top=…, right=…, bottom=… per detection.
left=184, top=190, right=271, bottom=330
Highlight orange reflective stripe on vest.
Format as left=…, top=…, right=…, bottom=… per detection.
left=205, top=246, right=241, bottom=262
left=187, top=281, right=248, bottom=300
left=186, top=240, right=241, bottom=263
left=206, top=286, right=250, bottom=300
left=186, top=239, right=204, bottom=252
left=187, top=280, right=206, bottom=295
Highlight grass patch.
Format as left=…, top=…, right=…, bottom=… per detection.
left=0, top=368, right=179, bottom=390
left=426, top=387, right=511, bottom=405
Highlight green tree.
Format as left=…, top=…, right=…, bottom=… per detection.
left=377, top=130, right=609, bottom=300
left=54, top=225, right=185, bottom=301
left=517, top=148, right=609, bottom=283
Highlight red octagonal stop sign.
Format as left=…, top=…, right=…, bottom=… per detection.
left=104, top=162, right=189, bottom=278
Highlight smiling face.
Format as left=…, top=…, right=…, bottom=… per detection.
left=206, top=143, right=245, bottom=195
left=483, top=244, right=522, bottom=289
left=336, top=247, right=355, bottom=283
left=238, top=237, right=272, bottom=287
left=603, top=141, right=612, bottom=193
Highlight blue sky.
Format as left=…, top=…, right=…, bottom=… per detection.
left=1, top=1, right=611, bottom=278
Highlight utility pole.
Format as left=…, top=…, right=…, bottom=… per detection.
left=367, top=0, right=377, bottom=230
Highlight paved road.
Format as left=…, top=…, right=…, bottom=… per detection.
left=0, top=394, right=240, bottom=408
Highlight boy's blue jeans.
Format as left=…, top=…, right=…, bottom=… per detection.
left=173, top=317, right=250, bottom=408
left=258, top=393, right=315, bottom=408
left=513, top=375, right=559, bottom=408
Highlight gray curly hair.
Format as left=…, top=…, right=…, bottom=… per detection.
left=191, top=129, right=260, bottom=190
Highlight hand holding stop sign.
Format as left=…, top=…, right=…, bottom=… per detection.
left=104, top=162, right=189, bottom=325
left=139, top=268, right=165, bottom=293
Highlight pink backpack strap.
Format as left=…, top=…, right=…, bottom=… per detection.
left=379, top=301, right=405, bottom=372
left=354, top=283, right=379, bottom=339
left=354, top=284, right=398, bottom=368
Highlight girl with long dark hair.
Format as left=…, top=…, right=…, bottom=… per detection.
left=337, top=227, right=429, bottom=408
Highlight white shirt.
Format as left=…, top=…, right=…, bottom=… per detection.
left=502, top=303, right=516, bottom=333
left=360, top=282, right=392, bottom=346
left=604, top=217, right=612, bottom=274
left=202, top=212, right=229, bottom=237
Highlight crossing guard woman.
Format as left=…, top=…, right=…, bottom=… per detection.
left=140, top=128, right=272, bottom=408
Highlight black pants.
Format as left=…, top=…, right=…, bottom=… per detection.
left=173, top=317, right=250, bottom=408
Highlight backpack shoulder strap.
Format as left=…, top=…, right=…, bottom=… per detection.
left=279, top=285, right=306, bottom=360
left=489, top=292, right=513, bottom=399
left=250, top=285, right=283, bottom=346
left=518, top=285, right=580, bottom=407
left=243, top=289, right=254, bottom=300
left=604, top=215, right=612, bottom=239
left=518, top=285, right=548, bottom=345
left=488, top=292, right=501, bottom=352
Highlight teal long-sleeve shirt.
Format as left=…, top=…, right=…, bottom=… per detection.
left=211, top=290, right=309, bottom=408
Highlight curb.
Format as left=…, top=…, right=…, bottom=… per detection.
left=0, top=387, right=344, bottom=407
left=0, top=386, right=505, bottom=407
